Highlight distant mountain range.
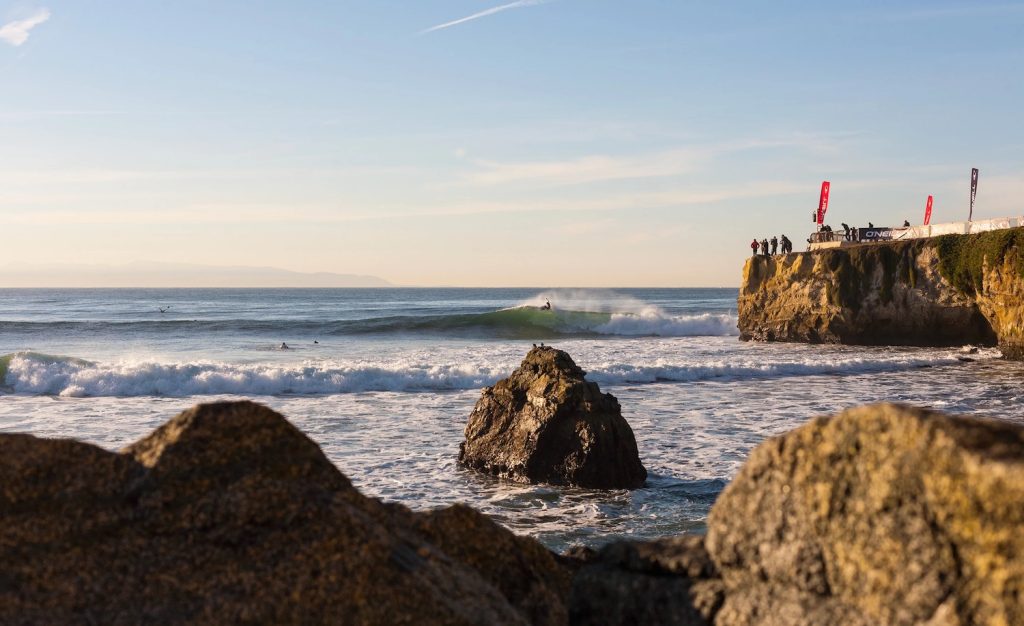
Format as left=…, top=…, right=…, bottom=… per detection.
left=0, top=262, right=392, bottom=288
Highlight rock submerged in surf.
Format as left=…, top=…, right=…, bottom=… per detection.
left=459, top=346, right=647, bottom=489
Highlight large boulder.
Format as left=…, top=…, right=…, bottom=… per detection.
left=0, top=401, right=571, bottom=625
left=458, top=346, right=647, bottom=489
left=706, top=403, right=1024, bottom=626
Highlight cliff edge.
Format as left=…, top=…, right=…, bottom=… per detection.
left=738, top=227, right=1024, bottom=358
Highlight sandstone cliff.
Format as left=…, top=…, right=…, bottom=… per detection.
left=738, top=227, right=1024, bottom=357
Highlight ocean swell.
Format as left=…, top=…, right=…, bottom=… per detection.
left=0, top=308, right=739, bottom=339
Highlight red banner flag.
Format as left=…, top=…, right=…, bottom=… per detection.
left=924, top=195, right=933, bottom=225
left=816, top=181, right=830, bottom=225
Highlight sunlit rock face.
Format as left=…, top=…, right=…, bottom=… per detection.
left=738, top=228, right=1024, bottom=358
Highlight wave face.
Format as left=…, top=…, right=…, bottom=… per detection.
left=0, top=349, right=989, bottom=398
left=0, top=307, right=739, bottom=339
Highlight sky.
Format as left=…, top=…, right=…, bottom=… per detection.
left=2, top=1, right=1023, bottom=287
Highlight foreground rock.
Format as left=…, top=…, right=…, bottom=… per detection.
left=5, top=396, right=1022, bottom=625
left=572, top=403, right=1024, bottom=625
left=0, top=401, right=570, bottom=625
left=459, top=346, right=647, bottom=489
left=738, top=228, right=1024, bottom=357
left=708, top=403, right=1024, bottom=625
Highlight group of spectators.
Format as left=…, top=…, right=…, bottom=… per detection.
left=749, top=235, right=792, bottom=257
left=754, top=219, right=917, bottom=256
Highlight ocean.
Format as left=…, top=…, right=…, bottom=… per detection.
left=2, top=287, right=1022, bottom=552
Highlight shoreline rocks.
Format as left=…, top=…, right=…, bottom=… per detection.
left=458, top=346, right=647, bottom=489
left=3, top=397, right=1022, bottom=624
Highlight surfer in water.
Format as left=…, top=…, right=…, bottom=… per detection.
left=540, top=300, right=552, bottom=311
left=279, top=342, right=290, bottom=350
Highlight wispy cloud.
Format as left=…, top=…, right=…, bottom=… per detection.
left=457, top=134, right=856, bottom=188
left=0, top=8, right=51, bottom=47
left=421, top=0, right=548, bottom=34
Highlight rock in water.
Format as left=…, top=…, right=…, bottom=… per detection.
left=705, top=403, right=1024, bottom=626
left=459, top=346, right=647, bottom=489
left=0, top=401, right=571, bottom=625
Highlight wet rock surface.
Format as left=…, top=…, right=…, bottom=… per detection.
left=458, top=346, right=647, bottom=489
left=0, top=401, right=571, bottom=625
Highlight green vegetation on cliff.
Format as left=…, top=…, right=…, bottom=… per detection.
left=823, top=242, right=919, bottom=309
left=934, top=229, right=1024, bottom=296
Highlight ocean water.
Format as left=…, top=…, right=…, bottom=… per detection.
left=2, top=287, right=1022, bottom=552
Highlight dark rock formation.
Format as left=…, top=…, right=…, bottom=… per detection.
left=569, top=536, right=722, bottom=625
left=706, top=403, right=1024, bottom=626
left=738, top=228, right=1024, bottom=358
left=458, top=346, right=647, bottom=489
left=0, top=401, right=571, bottom=625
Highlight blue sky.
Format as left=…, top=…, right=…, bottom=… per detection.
left=2, top=1, right=1023, bottom=286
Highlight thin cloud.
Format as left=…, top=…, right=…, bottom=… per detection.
left=0, top=8, right=51, bottom=47
left=421, top=0, right=548, bottom=34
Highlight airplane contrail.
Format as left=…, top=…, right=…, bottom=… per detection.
left=420, top=0, right=549, bottom=34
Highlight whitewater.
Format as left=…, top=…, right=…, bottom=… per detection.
left=3, top=287, right=1023, bottom=551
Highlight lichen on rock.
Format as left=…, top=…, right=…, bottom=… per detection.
left=458, top=346, right=647, bottom=489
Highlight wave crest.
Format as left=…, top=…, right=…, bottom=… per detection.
left=0, top=350, right=990, bottom=398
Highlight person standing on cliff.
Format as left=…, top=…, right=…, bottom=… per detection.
left=770, top=236, right=778, bottom=255
left=750, top=238, right=759, bottom=257
left=760, top=239, right=769, bottom=256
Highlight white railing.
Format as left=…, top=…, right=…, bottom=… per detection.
left=893, top=216, right=1024, bottom=240
left=809, top=216, right=1024, bottom=250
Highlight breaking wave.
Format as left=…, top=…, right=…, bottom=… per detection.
left=0, top=350, right=991, bottom=398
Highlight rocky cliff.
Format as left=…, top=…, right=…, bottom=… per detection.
left=738, top=227, right=1024, bottom=357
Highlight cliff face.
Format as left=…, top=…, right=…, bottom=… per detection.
left=738, top=228, right=1024, bottom=357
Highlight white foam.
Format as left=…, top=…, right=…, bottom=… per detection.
left=595, top=312, right=738, bottom=337
left=0, top=348, right=992, bottom=398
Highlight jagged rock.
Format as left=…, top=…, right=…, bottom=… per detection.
left=458, top=346, right=647, bottom=489
left=705, top=403, right=1024, bottom=626
left=0, top=401, right=571, bottom=625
